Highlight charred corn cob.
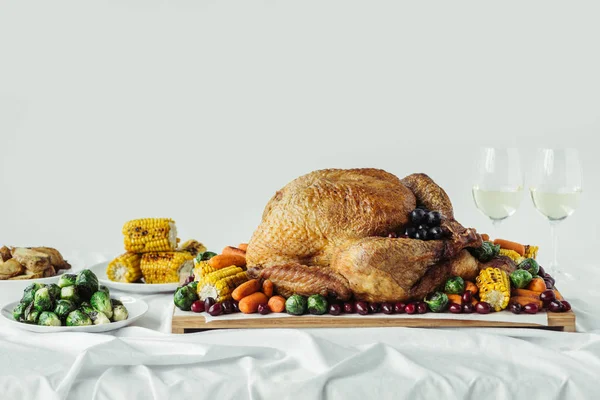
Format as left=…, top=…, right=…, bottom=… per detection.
left=123, top=218, right=179, bottom=253
left=196, top=265, right=247, bottom=302
left=193, top=260, right=217, bottom=279
left=107, top=253, right=142, bottom=283
left=524, top=245, right=539, bottom=260
left=140, top=252, right=194, bottom=284
left=498, top=249, right=524, bottom=264
left=476, top=267, right=511, bottom=311
left=177, top=239, right=207, bottom=257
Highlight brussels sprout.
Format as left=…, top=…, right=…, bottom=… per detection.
left=90, top=291, right=113, bottom=319
left=60, top=285, right=81, bottom=305
left=88, top=310, right=111, bottom=325
left=187, top=281, right=198, bottom=291
left=26, top=309, right=41, bottom=324
left=13, top=302, right=27, bottom=321
left=98, top=285, right=110, bottom=296
left=54, top=299, right=77, bottom=321
left=197, top=251, right=218, bottom=262
left=444, top=276, right=465, bottom=295
left=46, top=283, right=61, bottom=301
left=469, top=241, right=500, bottom=262
left=112, top=305, right=129, bottom=322
left=66, top=309, right=93, bottom=326
left=34, top=287, right=54, bottom=312
left=21, top=282, right=43, bottom=305
left=110, top=299, right=123, bottom=307
left=518, top=258, right=540, bottom=276
left=424, top=291, right=449, bottom=313
left=173, top=285, right=198, bottom=311
left=75, top=269, right=99, bottom=300
left=510, top=269, right=533, bottom=289
left=38, top=311, right=61, bottom=326
left=285, top=294, right=307, bottom=315
left=58, top=273, right=77, bottom=288
left=79, top=302, right=95, bottom=316
left=307, top=294, right=328, bottom=315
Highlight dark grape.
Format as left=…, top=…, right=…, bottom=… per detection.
left=191, top=300, right=205, bottom=313
left=204, top=297, right=216, bottom=311
left=544, top=279, right=554, bottom=289
left=544, top=275, right=556, bottom=285
left=510, top=303, right=522, bottom=314
left=418, top=224, right=429, bottom=231
left=381, top=302, right=394, bottom=314
left=524, top=303, right=539, bottom=314
left=475, top=302, right=491, bottom=314
left=329, top=303, right=342, bottom=315
left=405, top=227, right=417, bottom=239
left=540, top=290, right=555, bottom=303
left=415, top=229, right=428, bottom=240
left=258, top=303, right=270, bottom=315
left=394, top=302, right=406, bottom=314
left=561, top=301, right=572, bottom=311
left=404, top=303, right=416, bottom=314
left=232, top=301, right=240, bottom=313
left=416, top=302, right=428, bottom=314
left=207, top=303, right=223, bottom=316
left=547, top=300, right=564, bottom=313
left=387, top=232, right=398, bottom=238
left=462, top=303, right=475, bottom=314
left=462, top=291, right=472, bottom=304
left=368, top=303, right=381, bottom=313
left=221, top=300, right=233, bottom=314
left=449, top=303, right=462, bottom=314
left=427, top=226, right=444, bottom=240
left=538, top=266, right=546, bottom=277
left=343, top=302, right=355, bottom=313
left=425, top=211, right=442, bottom=227
left=184, top=275, right=195, bottom=285
left=356, top=301, right=369, bottom=315
left=410, top=209, right=427, bottom=225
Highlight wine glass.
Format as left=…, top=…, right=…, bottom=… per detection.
left=530, top=148, right=582, bottom=279
left=472, top=147, right=524, bottom=237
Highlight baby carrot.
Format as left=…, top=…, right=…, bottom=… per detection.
left=493, top=239, right=525, bottom=256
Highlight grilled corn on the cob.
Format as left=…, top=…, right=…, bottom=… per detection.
left=498, top=249, right=524, bottom=264
left=476, top=267, right=511, bottom=311
left=196, top=265, right=247, bottom=302
left=193, top=260, right=218, bottom=279
left=524, top=245, right=539, bottom=260
left=140, top=252, right=194, bottom=284
left=177, top=239, right=207, bottom=257
left=106, top=253, right=142, bottom=283
left=123, top=218, right=179, bottom=253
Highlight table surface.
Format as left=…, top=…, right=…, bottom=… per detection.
left=1, top=256, right=599, bottom=400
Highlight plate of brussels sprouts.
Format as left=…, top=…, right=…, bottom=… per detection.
left=1, top=269, right=148, bottom=333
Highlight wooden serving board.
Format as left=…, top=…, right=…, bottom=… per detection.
left=171, top=308, right=575, bottom=334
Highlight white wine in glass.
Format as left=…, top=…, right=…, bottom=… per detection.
left=530, top=148, right=583, bottom=279
left=472, top=147, right=524, bottom=235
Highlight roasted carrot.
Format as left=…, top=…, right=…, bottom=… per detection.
left=208, top=254, right=246, bottom=270
left=481, top=234, right=490, bottom=241
left=553, top=290, right=564, bottom=301
left=509, top=296, right=542, bottom=308
left=262, top=279, right=274, bottom=298
left=238, top=243, right=249, bottom=251
left=446, top=294, right=463, bottom=304
left=493, top=239, right=525, bottom=256
left=232, top=279, right=261, bottom=301
left=511, top=288, right=542, bottom=300
left=268, top=295, right=286, bottom=313
left=464, top=281, right=478, bottom=296
left=526, top=277, right=547, bottom=292
left=239, top=292, right=268, bottom=314
left=222, top=246, right=247, bottom=258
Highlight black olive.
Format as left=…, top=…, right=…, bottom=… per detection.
left=425, top=211, right=442, bottom=227
left=427, top=226, right=443, bottom=240
left=415, top=229, right=428, bottom=240
left=405, top=226, right=417, bottom=238
left=410, top=209, right=427, bottom=225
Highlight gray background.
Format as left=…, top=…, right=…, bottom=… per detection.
left=1, top=1, right=598, bottom=273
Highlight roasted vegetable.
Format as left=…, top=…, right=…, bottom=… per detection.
left=79, top=302, right=95, bottom=316
left=498, top=249, right=524, bottom=264
left=110, top=299, right=123, bottom=307
left=123, top=218, right=178, bottom=253
left=112, top=305, right=129, bottom=321
left=476, top=268, right=510, bottom=311
left=46, top=283, right=61, bottom=301
left=285, top=294, right=307, bottom=315
left=469, top=241, right=500, bottom=262
left=58, top=274, right=77, bottom=288
left=54, top=300, right=77, bottom=321
left=75, top=269, right=99, bottom=300
left=90, top=291, right=113, bottom=319
left=60, top=285, right=81, bottom=305
left=510, top=269, right=533, bottom=289
left=307, top=294, right=328, bottom=315
left=518, top=258, right=540, bottom=276
left=88, top=310, right=111, bottom=325
left=444, top=276, right=465, bottom=294
left=98, top=285, right=109, bottom=295
left=33, top=287, right=53, bottom=312
left=196, top=265, right=247, bottom=302
left=424, top=291, right=449, bottom=313
left=66, top=309, right=92, bottom=326
left=173, top=285, right=198, bottom=311
left=524, top=245, right=539, bottom=260
left=21, top=282, right=43, bottom=305
left=13, top=302, right=27, bottom=321
left=38, top=311, right=61, bottom=326
left=25, top=309, right=40, bottom=324
left=140, top=252, right=194, bottom=284
left=106, top=253, right=142, bottom=283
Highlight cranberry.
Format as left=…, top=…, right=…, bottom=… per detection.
left=462, top=303, right=475, bottom=314
left=381, top=302, right=394, bottom=314
left=561, top=301, right=572, bottom=312
left=190, top=300, right=205, bottom=313
left=258, top=303, right=270, bottom=315
left=204, top=297, right=216, bottom=311
left=416, top=302, right=428, bottom=314
left=394, top=302, right=406, bottom=314
left=547, top=300, right=564, bottom=313
left=475, top=302, right=491, bottom=314
left=368, top=303, right=381, bottom=314
left=462, top=291, right=472, bottom=304
left=509, top=303, right=522, bottom=314
left=328, top=303, right=342, bottom=315
left=355, top=301, right=369, bottom=315
left=405, top=303, right=417, bottom=314
left=207, top=303, right=223, bottom=316
left=343, top=302, right=355, bottom=314
left=449, top=303, right=462, bottom=314
left=524, top=303, right=539, bottom=314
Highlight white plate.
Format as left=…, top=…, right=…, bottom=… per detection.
left=1, top=296, right=148, bottom=333
left=90, top=262, right=179, bottom=293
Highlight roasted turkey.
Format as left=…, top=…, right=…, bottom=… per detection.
left=247, top=169, right=504, bottom=302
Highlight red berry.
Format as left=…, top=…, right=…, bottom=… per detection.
left=394, top=302, right=406, bottom=314
left=416, top=302, right=428, bottom=314
left=190, top=300, right=205, bottom=313
left=404, top=303, right=416, bottom=314
left=355, top=301, right=369, bottom=315
left=381, top=302, right=394, bottom=314
left=343, top=302, right=355, bottom=314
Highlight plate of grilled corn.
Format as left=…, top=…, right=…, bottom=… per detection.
left=95, top=218, right=206, bottom=293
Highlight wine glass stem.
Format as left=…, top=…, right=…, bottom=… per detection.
left=549, top=221, right=559, bottom=275
left=491, top=219, right=501, bottom=238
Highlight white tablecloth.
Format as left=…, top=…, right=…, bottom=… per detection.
left=2, top=259, right=600, bottom=400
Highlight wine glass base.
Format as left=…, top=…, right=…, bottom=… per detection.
left=548, top=266, right=575, bottom=282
